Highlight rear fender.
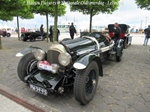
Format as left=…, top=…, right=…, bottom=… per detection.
left=127, top=35, right=132, bottom=45
left=16, top=46, right=44, bottom=57
left=116, top=39, right=124, bottom=56
left=117, top=39, right=124, bottom=48
left=73, top=54, right=103, bottom=76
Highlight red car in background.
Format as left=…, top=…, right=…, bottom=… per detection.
left=0, top=28, right=11, bottom=37
left=21, top=27, right=28, bottom=33
left=108, top=24, right=132, bottom=49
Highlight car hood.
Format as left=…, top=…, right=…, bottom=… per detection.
left=61, top=37, right=97, bottom=55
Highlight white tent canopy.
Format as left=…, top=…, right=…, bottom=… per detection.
left=0, top=24, right=13, bottom=30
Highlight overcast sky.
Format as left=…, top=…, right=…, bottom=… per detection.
left=0, top=0, right=150, bottom=30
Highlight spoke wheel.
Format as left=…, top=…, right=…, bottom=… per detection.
left=74, top=61, right=99, bottom=105
left=17, top=53, right=37, bottom=82
left=85, top=70, right=96, bottom=96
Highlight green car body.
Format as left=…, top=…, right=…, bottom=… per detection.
left=16, top=32, right=124, bottom=105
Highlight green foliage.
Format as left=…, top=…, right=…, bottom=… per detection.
left=0, top=13, right=13, bottom=21
left=0, top=0, right=14, bottom=21
left=135, top=0, right=150, bottom=10
left=0, top=0, right=34, bottom=19
left=32, top=0, right=66, bottom=42
left=32, top=0, right=66, bottom=16
left=70, top=0, right=119, bottom=15
left=70, top=0, right=119, bottom=32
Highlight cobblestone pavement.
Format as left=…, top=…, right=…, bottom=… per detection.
left=0, top=35, right=150, bottom=112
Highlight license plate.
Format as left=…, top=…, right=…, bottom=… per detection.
left=38, top=61, right=52, bottom=71
left=29, top=84, right=48, bottom=96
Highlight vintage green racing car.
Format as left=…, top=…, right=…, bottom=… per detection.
left=16, top=32, right=124, bottom=105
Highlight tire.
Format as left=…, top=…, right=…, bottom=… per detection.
left=29, top=35, right=35, bottom=42
left=17, top=53, right=37, bottom=82
left=21, top=34, right=27, bottom=41
left=124, top=38, right=127, bottom=49
left=6, top=33, right=11, bottom=37
left=2, top=34, right=5, bottom=37
left=116, top=56, right=121, bottom=62
left=74, top=61, right=99, bottom=105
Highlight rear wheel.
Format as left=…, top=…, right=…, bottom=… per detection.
left=17, top=53, right=37, bottom=82
left=124, top=38, right=127, bottom=49
left=21, top=34, right=27, bottom=41
left=116, top=56, right=121, bottom=62
left=6, top=33, right=11, bottom=37
left=74, top=61, right=99, bottom=105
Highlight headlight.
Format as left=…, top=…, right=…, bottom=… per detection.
left=33, top=49, right=45, bottom=61
left=58, top=52, right=71, bottom=66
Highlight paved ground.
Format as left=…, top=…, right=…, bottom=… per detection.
left=0, top=94, right=32, bottom=112
left=0, top=33, right=150, bottom=112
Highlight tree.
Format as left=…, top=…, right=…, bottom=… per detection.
left=70, top=0, right=119, bottom=32
left=135, top=0, right=150, bottom=10
left=0, top=0, right=14, bottom=49
left=32, top=0, right=66, bottom=42
left=0, top=13, right=14, bottom=49
left=10, top=0, right=34, bottom=40
left=1, top=0, right=34, bottom=40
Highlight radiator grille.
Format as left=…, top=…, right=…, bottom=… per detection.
left=47, top=50, right=65, bottom=70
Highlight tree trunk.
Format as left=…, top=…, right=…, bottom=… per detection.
left=46, top=13, right=49, bottom=42
left=17, top=16, right=20, bottom=40
left=89, top=9, right=93, bottom=33
left=53, top=0, right=58, bottom=42
left=0, top=35, right=2, bottom=49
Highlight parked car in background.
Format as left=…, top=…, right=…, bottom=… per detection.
left=108, top=24, right=132, bottom=48
left=21, top=31, right=47, bottom=41
left=0, top=28, right=11, bottom=37
left=21, top=27, right=28, bottom=33
left=16, top=32, right=124, bottom=105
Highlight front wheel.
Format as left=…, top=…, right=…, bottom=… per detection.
left=2, top=34, right=5, bottom=37
left=74, top=61, right=99, bottom=105
left=17, top=53, right=37, bottom=82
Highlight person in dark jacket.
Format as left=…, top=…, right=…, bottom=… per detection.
left=69, top=23, right=76, bottom=39
left=143, top=25, right=150, bottom=46
left=40, top=24, right=44, bottom=37
left=56, top=28, right=60, bottom=41
left=49, top=26, right=53, bottom=42
left=113, top=23, right=121, bottom=43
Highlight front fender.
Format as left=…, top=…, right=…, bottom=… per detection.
left=73, top=54, right=103, bottom=76
left=16, top=46, right=43, bottom=57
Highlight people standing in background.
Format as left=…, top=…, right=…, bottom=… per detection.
left=40, top=24, right=44, bottom=37
left=56, top=28, right=60, bottom=41
left=49, top=26, right=53, bottom=42
left=69, top=22, right=76, bottom=39
left=143, top=25, right=150, bottom=46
